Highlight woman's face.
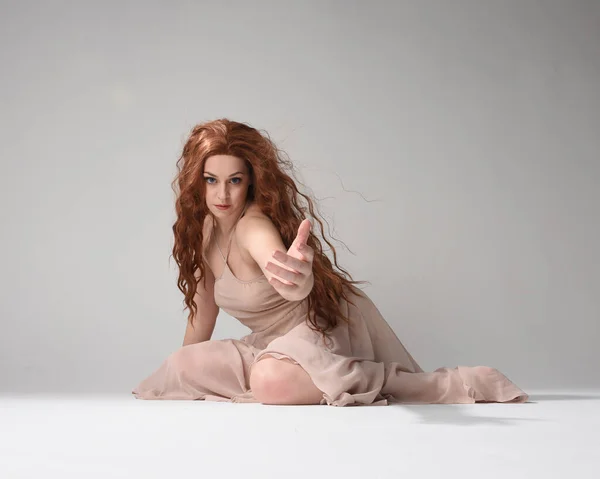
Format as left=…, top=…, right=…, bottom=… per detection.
left=202, top=154, right=252, bottom=218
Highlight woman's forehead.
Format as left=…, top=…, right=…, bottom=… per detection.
left=204, top=154, right=246, bottom=174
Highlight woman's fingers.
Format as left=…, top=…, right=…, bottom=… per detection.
left=291, top=219, right=312, bottom=252
left=296, top=219, right=312, bottom=244
left=268, top=276, right=297, bottom=289
left=272, top=249, right=312, bottom=271
left=265, top=261, right=302, bottom=284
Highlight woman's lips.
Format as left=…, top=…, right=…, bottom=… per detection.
left=215, top=205, right=231, bottom=210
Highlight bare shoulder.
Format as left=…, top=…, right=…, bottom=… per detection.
left=235, top=204, right=289, bottom=280
left=235, top=203, right=287, bottom=258
left=236, top=203, right=277, bottom=237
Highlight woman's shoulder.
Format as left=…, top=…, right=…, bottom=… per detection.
left=243, top=201, right=267, bottom=219
left=234, top=202, right=276, bottom=262
left=237, top=202, right=274, bottom=232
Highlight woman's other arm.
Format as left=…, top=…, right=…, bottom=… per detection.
left=182, top=262, right=219, bottom=346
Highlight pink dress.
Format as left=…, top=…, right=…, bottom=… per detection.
left=132, top=211, right=528, bottom=406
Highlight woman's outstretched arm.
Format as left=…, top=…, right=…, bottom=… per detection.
left=237, top=216, right=314, bottom=302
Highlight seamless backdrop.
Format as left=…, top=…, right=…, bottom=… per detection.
left=1, top=0, right=599, bottom=393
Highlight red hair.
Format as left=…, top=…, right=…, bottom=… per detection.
left=170, top=119, right=369, bottom=342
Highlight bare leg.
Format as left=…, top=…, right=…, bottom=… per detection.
left=250, top=355, right=323, bottom=405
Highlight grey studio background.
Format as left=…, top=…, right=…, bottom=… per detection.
left=0, top=0, right=598, bottom=395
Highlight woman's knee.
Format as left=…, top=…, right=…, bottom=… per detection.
left=249, top=356, right=296, bottom=403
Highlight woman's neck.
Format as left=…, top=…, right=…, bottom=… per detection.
left=211, top=202, right=248, bottom=240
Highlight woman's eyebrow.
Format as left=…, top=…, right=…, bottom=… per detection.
left=204, top=171, right=244, bottom=177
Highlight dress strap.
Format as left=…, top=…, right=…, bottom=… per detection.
left=215, top=240, right=227, bottom=263
left=216, top=201, right=250, bottom=266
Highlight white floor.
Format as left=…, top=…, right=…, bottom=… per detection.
left=1, top=390, right=599, bottom=479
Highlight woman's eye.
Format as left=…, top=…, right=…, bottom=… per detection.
left=204, top=177, right=241, bottom=184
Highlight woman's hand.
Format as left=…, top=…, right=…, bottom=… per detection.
left=264, top=219, right=314, bottom=299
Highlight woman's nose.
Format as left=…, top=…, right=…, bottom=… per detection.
left=218, top=184, right=229, bottom=199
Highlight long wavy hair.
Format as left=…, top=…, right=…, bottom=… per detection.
left=171, top=118, right=369, bottom=342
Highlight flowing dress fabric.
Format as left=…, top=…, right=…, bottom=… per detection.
left=133, top=208, right=528, bottom=406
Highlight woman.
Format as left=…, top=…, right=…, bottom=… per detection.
left=132, top=119, right=528, bottom=406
